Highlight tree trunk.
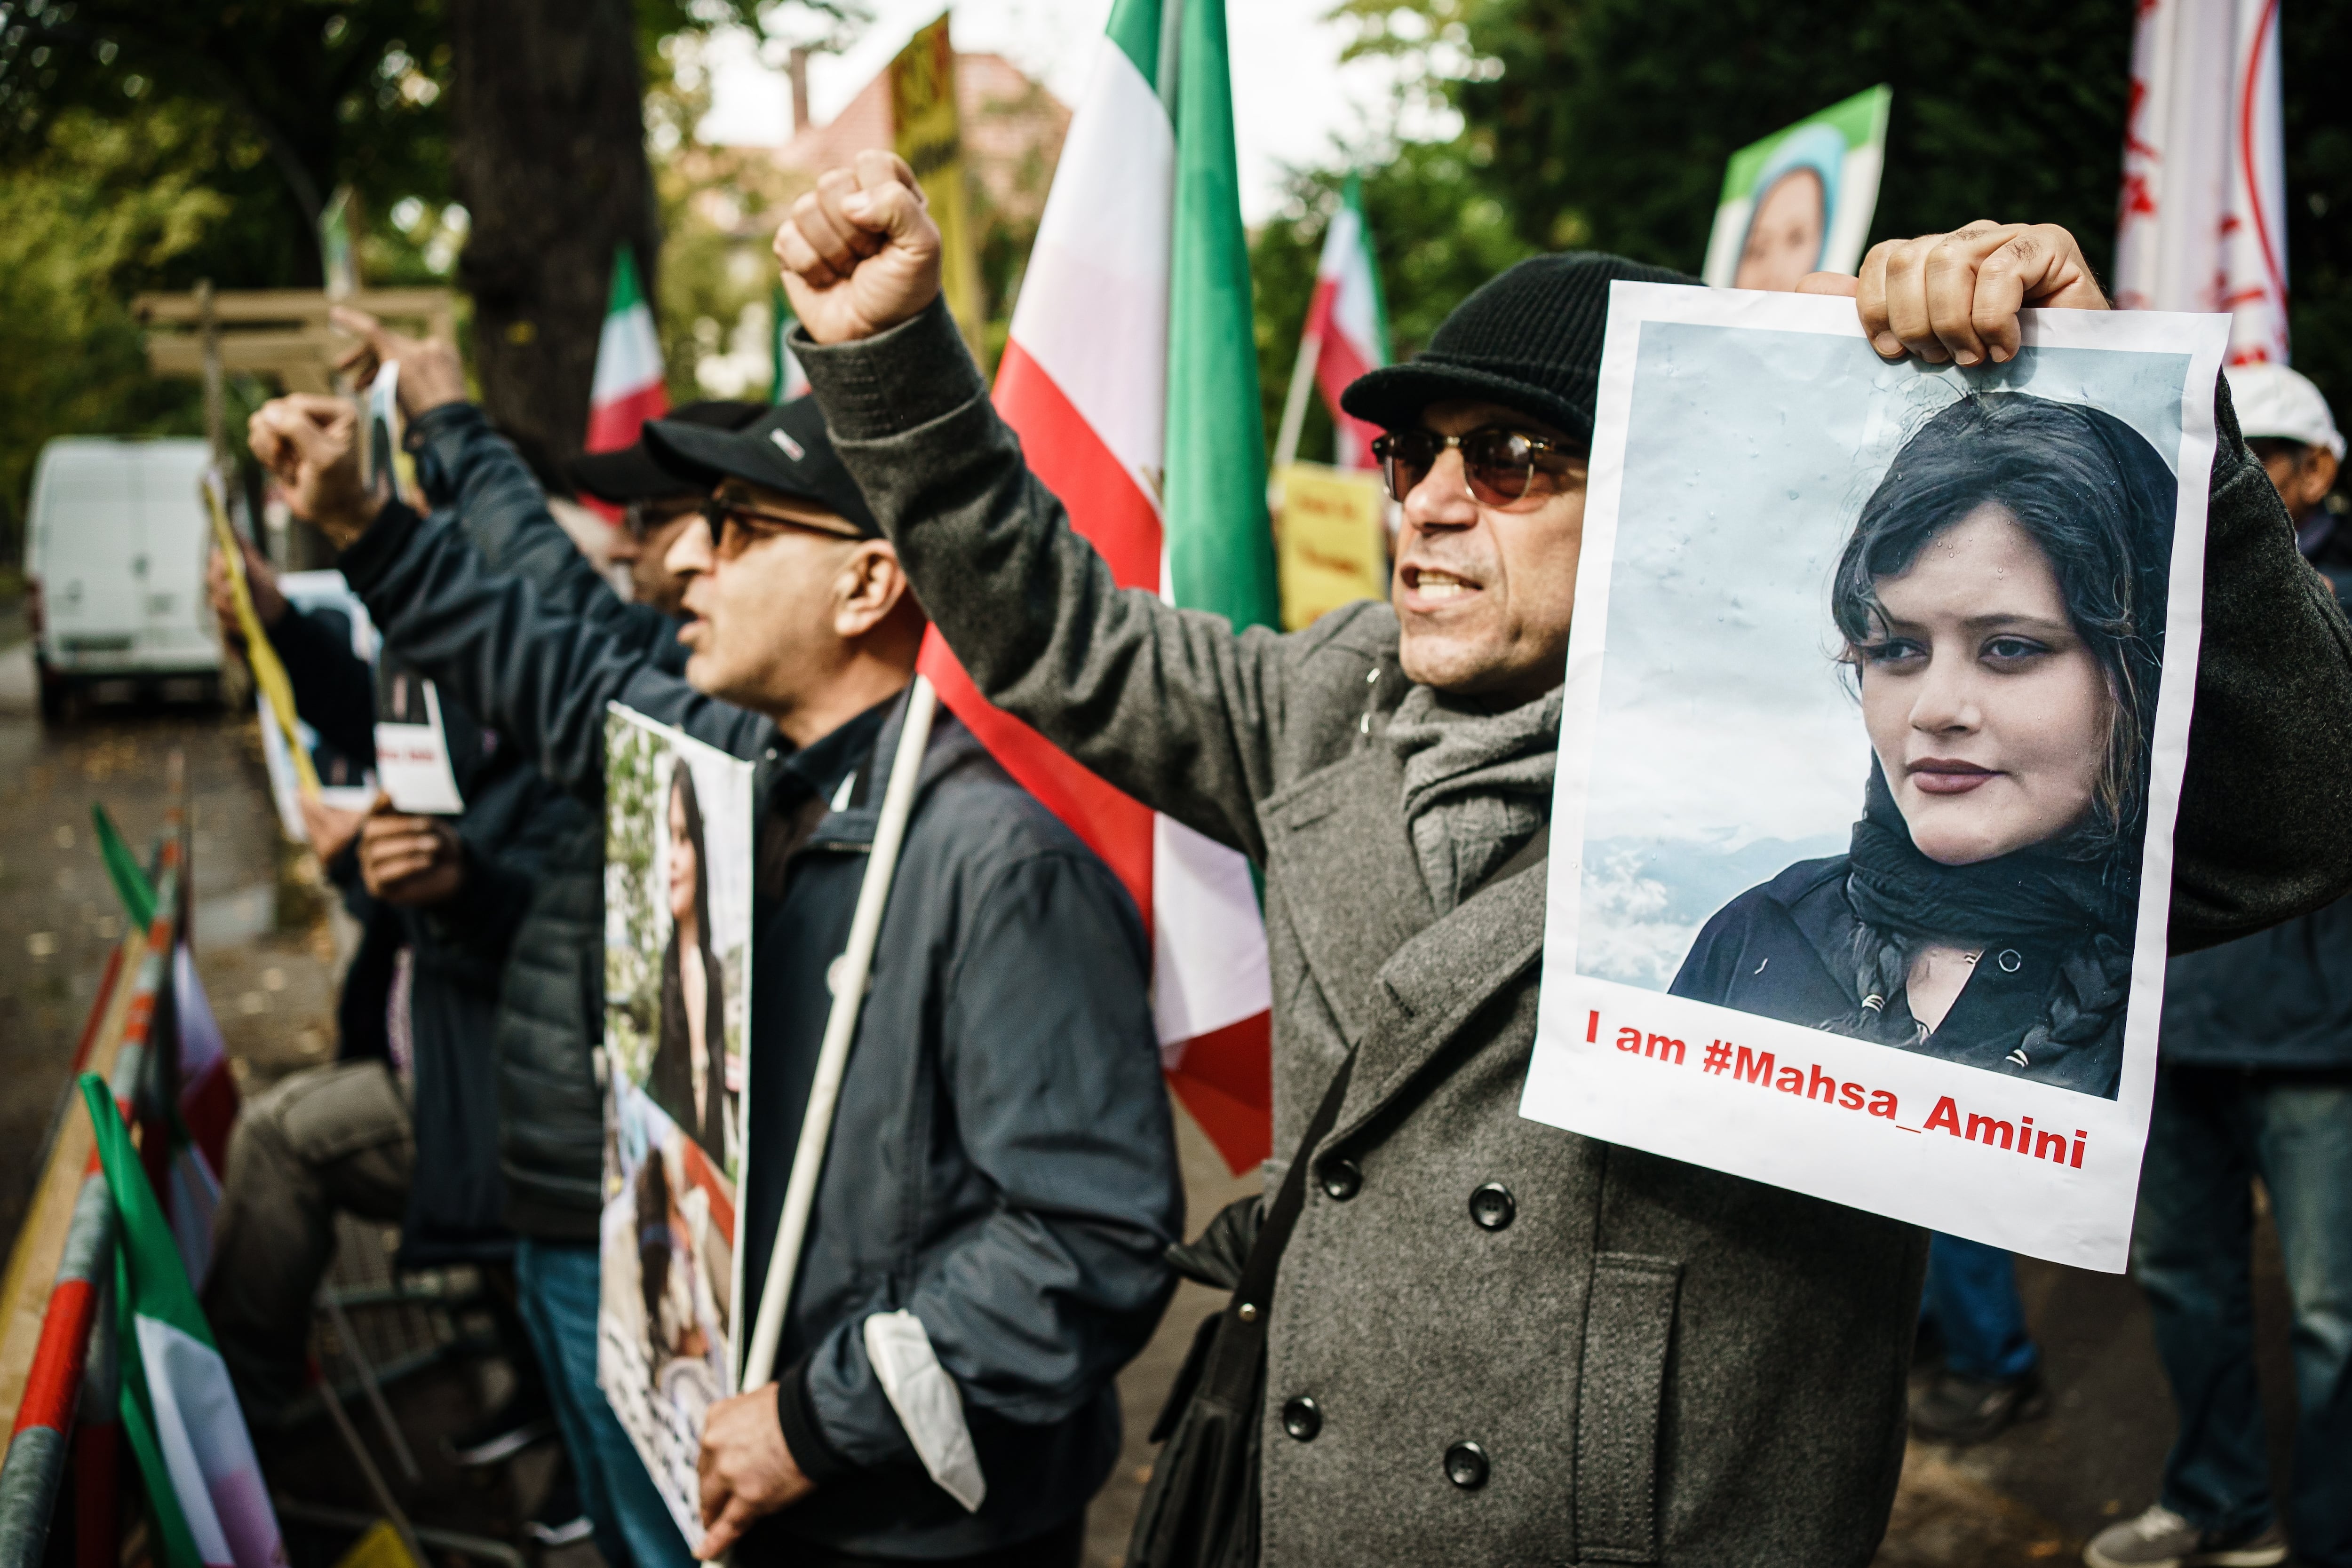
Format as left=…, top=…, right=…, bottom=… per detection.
left=448, top=0, right=660, bottom=490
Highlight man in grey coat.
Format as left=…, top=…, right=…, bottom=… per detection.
left=771, top=154, right=2352, bottom=1565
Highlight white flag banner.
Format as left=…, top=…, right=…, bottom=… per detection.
left=2115, top=0, right=2289, bottom=366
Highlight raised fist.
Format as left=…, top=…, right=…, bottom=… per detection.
left=330, top=305, right=469, bottom=418
left=773, top=150, right=942, bottom=346
left=246, top=395, right=381, bottom=547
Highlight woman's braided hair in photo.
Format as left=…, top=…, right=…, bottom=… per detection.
left=1824, top=392, right=2177, bottom=1080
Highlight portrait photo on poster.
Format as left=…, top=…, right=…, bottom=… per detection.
left=597, top=702, right=755, bottom=1546
left=1699, top=85, right=1892, bottom=291
left=1518, top=285, right=2229, bottom=1271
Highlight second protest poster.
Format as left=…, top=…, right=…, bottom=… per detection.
left=599, top=703, right=755, bottom=1547
left=1518, top=285, right=2228, bottom=1271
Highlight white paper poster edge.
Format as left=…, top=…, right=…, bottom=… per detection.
left=1520, top=285, right=2232, bottom=1272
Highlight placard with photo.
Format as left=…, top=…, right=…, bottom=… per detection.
left=597, top=702, right=755, bottom=1546
left=1519, top=284, right=2228, bottom=1270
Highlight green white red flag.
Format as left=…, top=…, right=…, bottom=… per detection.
left=918, top=0, right=1279, bottom=1170
left=1302, top=173, right=1392, bottom=469
left=587, top=246, right=669, bottom=454
left=80, top=1074, right=284, bottom=1568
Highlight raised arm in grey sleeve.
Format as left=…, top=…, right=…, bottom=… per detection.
left=336, top=501, right=771, bottom=797
left=797, top=297, right=1303, bottom=862
left=2168, top=379, right=2352, bottom=951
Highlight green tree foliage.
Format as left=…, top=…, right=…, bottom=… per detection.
left=0, top=0, right=857, bottom=550
left=2281, top=0, right=2352, bottom=420
left=0, top=104, right=227, bottom=562
left=0, top=0, right=455, bottom=287
left=1252, top=142, right=1538, bottom=465
left=1260, top=0, right=2352, bottom=444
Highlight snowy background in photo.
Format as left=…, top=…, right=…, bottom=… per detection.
left=1576, top=321, right=2191, bottom=990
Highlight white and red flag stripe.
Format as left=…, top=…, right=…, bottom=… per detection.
left=2114, top=0, right=2289, bottom=364
left=917, top=0, right=1279, bottom=1171
left=1302, top=174, right=1392, bottom=469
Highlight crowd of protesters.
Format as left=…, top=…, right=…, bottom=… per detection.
left=201, top=147, right=2352, bottom=1568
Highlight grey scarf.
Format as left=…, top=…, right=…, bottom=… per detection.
left=1387, top=683, right=1562, bottom=911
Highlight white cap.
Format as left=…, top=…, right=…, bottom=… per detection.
left=2224, top=363, right=2346, bottom=459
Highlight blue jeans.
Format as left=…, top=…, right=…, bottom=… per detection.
left=515, top=1239, right=698, bottom=1568
left=1920, top=1233, right=2039, bottom=1382
left=2134, top=1068, right=2352, bottom=1568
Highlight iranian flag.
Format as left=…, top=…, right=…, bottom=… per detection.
left=918, top=0, right=1279, bottom=1171
left=1303, top=174, right=1392, bottom=469
left=169, top=943, right=230, bottom=1287
left=586, top=246, right=670, bottom=454
left=80, top=1073, right=284, bottom=1568
left=93, top=804, right=232, bottom=1285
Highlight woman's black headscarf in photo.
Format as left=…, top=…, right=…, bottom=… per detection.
left=649, top=758, right=730, bottom=1145
left=1828, top=391, right=2177, bottom=1093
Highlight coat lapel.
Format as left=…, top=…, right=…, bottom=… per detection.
left=1259, top=741, right=1434, bottom=1051
left=1261, top=733, right=1553, bottom=1149
left=1330, top=855, right=1550, bottom=1146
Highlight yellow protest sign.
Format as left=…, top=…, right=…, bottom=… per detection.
left=890, top=13, right=984, bottom=349
left=1272, top=462, right=1391, bottom=631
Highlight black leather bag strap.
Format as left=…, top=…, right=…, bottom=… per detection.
left=1224, top=1050, right=1352, bottom=1336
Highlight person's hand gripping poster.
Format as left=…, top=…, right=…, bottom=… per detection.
left=598, top=702, right=755, bottom=1546
left=1518, top=282, right=2229, bottom=1269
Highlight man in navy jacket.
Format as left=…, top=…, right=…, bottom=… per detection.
left=246, top=384, right=1181, bottom=1568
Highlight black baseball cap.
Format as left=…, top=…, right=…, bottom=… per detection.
left=1340, top=253, right=1700, bottom=450
left=641, top=396, right=880, bottom=538
left=567, top=400, right=766, bottom=503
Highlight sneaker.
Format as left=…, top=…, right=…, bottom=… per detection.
left=442, top=1401, right=556, bottom=1469
left=525, top=1468, right=595, bottom=1549
left=1907, top=1364, right=2047, bottom=1444
left=2082, top=1505, right=2288, bottom=1568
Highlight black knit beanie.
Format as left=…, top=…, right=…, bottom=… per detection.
left=1340, top=252, right=1699, bottom=450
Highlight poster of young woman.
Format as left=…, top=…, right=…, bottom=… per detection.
left=1700, top=86, right=1891, bottom=292
left=598, top=702, right=754, bottom=1545
left=1518, top=285, right=2229, bottom=1270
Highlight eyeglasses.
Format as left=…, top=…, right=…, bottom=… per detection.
left=621, top=499, right=699, bottom=543
left=699, top=482, right=863, bottom=554
left=1369, top=426, right=1584, bottom=507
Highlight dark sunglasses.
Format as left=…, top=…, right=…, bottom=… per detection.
left=1370, top=426, right=1583, bottom=507
left=699, top=482, right=863, bottom=551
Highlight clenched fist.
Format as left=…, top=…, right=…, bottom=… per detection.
left=772, top=150, right=942, bottom=345
left=247, top=395, right=381, bottom=547
left=1796, top=221, right=2108, bottom=366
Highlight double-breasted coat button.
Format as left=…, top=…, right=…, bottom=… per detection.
left=1468, top=1182, right=1515, bottom=1231
left=1281, top=1396, right=1321, bottom=1441
left=1444, top=1441, right=1489, bottom=1490
left=1319, top=1157, right=1362, bottom=1201
left=1997, top=949, right=2023, bottom=973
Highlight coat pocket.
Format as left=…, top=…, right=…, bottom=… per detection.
left=1573, top=1252, right=1683, bottom=1566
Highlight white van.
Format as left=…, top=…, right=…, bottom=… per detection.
left=25, top=437, right=223, bottom=719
